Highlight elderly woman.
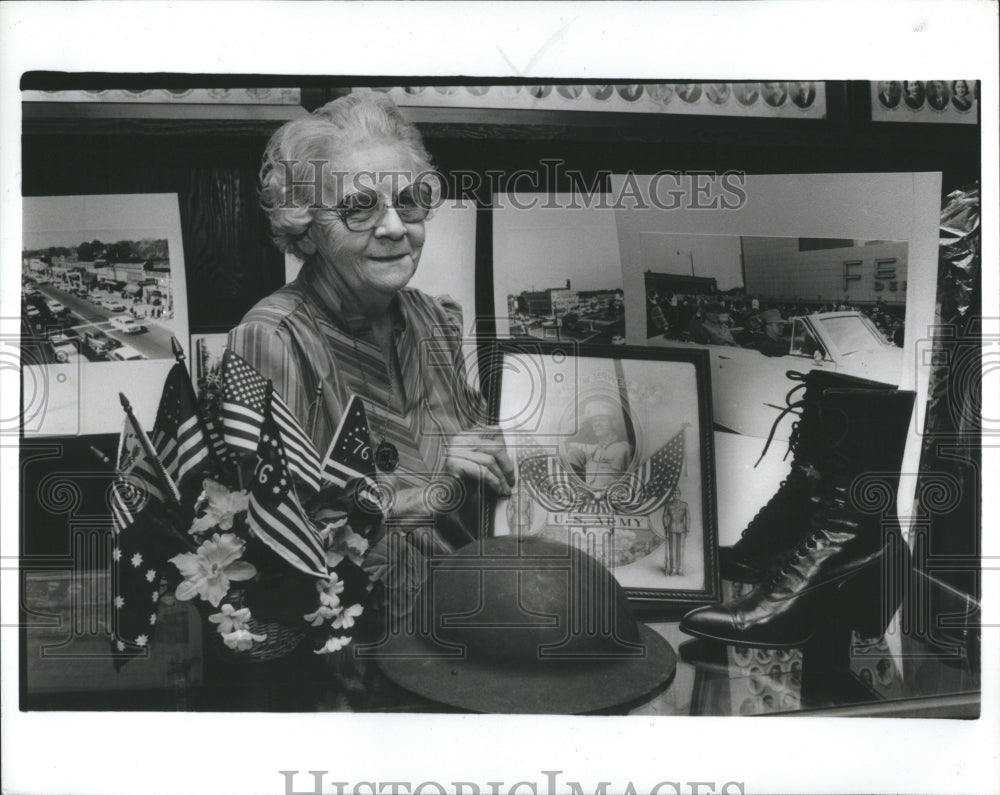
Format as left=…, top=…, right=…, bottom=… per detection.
left=228, top=93, right=513, bottom=553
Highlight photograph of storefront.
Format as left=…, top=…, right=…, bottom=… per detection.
left=21, top=235, right=177, bottom=364
left=507, top=280, right=625, bottom=343
left=494, top=197, right=627, bottom=343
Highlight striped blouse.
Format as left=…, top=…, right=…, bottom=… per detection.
left=227, top=260, right=487, bottom=549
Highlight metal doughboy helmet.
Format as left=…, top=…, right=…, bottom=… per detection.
left=376, top=535, right=677, bottom=713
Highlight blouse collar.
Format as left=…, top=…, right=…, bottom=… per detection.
left=298, top=257, right=407, bottom=339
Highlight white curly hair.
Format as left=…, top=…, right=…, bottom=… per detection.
left=259, top=92, right=437, bottom=259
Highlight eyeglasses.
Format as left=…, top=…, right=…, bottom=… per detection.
left=331, top=182, right=433, bottom=232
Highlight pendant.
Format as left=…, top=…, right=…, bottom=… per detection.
left=375, top=441, right=399, bottom=472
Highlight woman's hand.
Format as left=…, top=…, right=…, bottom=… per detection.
left=443, top=432, right=516, bottom=497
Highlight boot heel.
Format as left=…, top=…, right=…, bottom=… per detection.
left=834, top=537, right=911, bottom=641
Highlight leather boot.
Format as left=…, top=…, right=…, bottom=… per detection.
left=683, top=387, right=915, bottom=648
left=720, top=370, right=896, bottom=583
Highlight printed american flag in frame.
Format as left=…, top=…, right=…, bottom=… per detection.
left=484, top=340, right=720, bottom=616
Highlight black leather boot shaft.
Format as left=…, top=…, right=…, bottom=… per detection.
left=684, top=387, right=915, bottom=648
left=720, top=370, right=896, bottom=582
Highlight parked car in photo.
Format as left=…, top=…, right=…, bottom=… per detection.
left=651, top=310, right=903, bottom=439
left=108, top=344, right=146, bottom=361
left=82, top=331, right=119, bottom=359
left=105, top=302, right=127, bottom=313
left=51, top=337, right=84, bottom=364
left=26, top=306, right=41, bottom=321
left=45, top=300, right=68, bottom=316
left=109, top=316, right=146, bottom=334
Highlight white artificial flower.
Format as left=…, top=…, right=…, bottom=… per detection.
left=207, top=603, right=252, bottom=635
left=303, top=603, right=341, bottom=627
left=332, top=603, right=364, bottom=630
left=221, top=628, right=267, bottom=651
left=313, top=635, right=352, bottom=655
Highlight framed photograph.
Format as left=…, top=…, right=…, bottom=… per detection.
left=870, top=79, right=978, bottom=124
left=22, top=87, right=302, bottom=105
left=352, top=82, right=827, bottom=120
left=486, top=340, right=720, bottom=615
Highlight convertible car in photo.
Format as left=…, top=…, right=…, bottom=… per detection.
left=648, top=311, right=903, bottom=439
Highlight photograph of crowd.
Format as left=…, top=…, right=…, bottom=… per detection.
left=645, top=290, right=905, bottom=350
left=636, top=233, right=908, bottom=439
left=642, top=234, right=907, bottom=350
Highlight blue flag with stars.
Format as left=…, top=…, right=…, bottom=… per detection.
left=110, top=414, right=187, bottom=670
left=321, top=394, right=378, bottom=487
left=248, top=395, right=328, bottom=578
left=110, top=504, right=168, bottom=670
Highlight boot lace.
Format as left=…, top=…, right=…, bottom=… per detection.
left=753, top=371, right=810, bottom=468
left=739, top=467, right=800, bottom=540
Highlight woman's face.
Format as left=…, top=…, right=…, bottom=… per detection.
left=955, top=80, right=968, bottom=97
left=308, top=140, right=426, bottom=305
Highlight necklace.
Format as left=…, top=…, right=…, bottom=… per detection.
left=349, top=332, right=400, bottom=472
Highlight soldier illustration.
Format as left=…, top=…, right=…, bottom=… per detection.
left=564, top=399, right=632, bottom=490
left=663, top=488, right=690, bottom=575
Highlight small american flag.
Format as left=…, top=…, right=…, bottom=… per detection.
left=247, top=398, right=328, bottom=578
left=515, top=445, right=591, bottom=513
left=112, top=414, right=178, bottom=532
left=514, top=428, right=686, bottom=516
left=619, top=428, right=686, bottom=515
left=201, top=412, right=231, bottom=464
left=151, top=362, right=211, bottom=487
left=221, top=350, right=322, bottom=495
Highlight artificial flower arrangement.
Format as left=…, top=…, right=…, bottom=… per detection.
left=153, top=360, right=390, bottom=662
left=112, top=350, right=423, bottom=667
left=165, top=476, right=374, bottom=658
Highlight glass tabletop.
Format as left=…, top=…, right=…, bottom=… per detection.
left=20, top=569, right=980, bottom=717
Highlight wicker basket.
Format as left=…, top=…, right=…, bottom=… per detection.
left=203, top=588, right=308, bottom=664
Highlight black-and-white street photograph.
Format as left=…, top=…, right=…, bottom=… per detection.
left=493, top=197, right=626, bottom=344
left=21, top=235, right=176, bottom=364
left=19, top=193, right=189, bottom=435
left=640, top=233, right=908, bottom=439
